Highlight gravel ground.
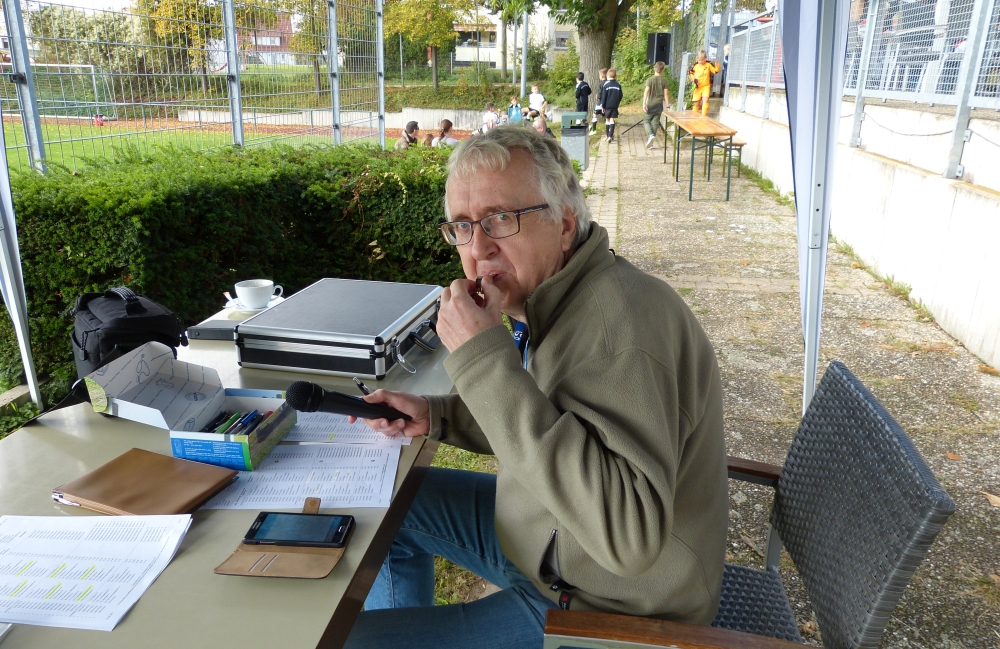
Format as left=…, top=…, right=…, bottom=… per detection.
left=611, top=109, right=1000, bottom=648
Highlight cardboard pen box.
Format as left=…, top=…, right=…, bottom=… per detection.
left=84, top=342, right=296, bottom=470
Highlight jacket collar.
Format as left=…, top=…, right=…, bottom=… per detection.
left=523, top=223, right=614, bottom=338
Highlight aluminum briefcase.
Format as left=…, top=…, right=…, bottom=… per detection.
left=235, top=278, right=442, bottom=379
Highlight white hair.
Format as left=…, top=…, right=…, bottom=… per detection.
left=444, top=125, right=592, bottom=248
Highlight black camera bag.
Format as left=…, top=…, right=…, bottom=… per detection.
left=71, top=287, right=187, bottom=379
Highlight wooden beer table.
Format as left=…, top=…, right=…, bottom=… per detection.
left=662, top=110, right=737, bottom=201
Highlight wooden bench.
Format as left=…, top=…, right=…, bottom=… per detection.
left=713, top=138, right=746, bottom=176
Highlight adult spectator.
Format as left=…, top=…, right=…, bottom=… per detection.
left=641, top=61, right=671, bottom=149
left=482, top=103, right=500, bottom=132
left=507, top=96, right=524, bottom=124
left=525, top=85, right=547, bottom=119
left=395, top=121, right=419, bottom=150
left=343, top=125, right=728, bottom=648
left=532, top=116, right=555, bottom=138
left=574, top=72, right=592, bottom=113
left=420, top=133, right=434, bottom=147
left=598, top=68, right=622, bottom=142
left=590, top=68, right=608, bottom=135
left=432, top=119, right=460, bottom=148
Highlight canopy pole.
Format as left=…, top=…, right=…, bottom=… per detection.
left=0, top=123, right=43, bottom=409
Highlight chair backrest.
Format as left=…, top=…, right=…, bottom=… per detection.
left=771, top=361, right=954, bottom=649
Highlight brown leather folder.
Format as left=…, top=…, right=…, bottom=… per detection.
left=53, top=448, right=238, bottom=516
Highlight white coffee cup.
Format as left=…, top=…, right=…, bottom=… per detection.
left=235, top=279, right=283, bottom=310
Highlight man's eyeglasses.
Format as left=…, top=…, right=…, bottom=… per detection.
left=440, top=204, right=549, bottom=246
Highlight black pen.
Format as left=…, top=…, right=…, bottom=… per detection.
left=201, top=411, right=229, bottom=432
left=352, top=376, right=372, bottom=396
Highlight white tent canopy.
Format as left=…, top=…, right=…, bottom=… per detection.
left=778, top=0, right=852, bottom=412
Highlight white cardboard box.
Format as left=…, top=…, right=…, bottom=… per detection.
left=84, top=342, right=295, bottom=470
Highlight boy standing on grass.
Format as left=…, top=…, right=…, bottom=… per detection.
left=689, top=50, right=720, bottom=116
left=590, top=68, right=608, bottom=135
left=642, top=61, right=671, bottom=149
left=598, top=68, right=622, bottom=143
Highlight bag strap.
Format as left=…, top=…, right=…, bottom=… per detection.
left=104, top=287, right=146, bottom=316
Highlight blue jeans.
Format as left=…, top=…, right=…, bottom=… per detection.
left=344, top=468, right=558, bottom=649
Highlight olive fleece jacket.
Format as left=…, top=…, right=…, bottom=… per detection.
left=424, top=224, right=728, bottom=623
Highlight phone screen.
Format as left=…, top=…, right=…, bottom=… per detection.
left=253, top=513, right=344, bottom=544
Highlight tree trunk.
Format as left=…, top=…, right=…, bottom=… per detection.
left=499, top=18, right=507, bottom=79
left=313, top=59, right=322, bottom=95
left=578, top=27, right=614, bottom=113
left=431, top=46, right=438, bottom=90
left=201, top=62, right=210, bottom=95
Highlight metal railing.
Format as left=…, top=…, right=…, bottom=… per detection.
left=724, top=0, right=998, bottom=178
left=0, top=0, right=385, bottom=172
left=727, top=0, right=998, bottom=109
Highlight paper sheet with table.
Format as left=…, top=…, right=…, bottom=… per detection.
left=283, top=412, right=412, bottom=446
left=0, top=515, right=190, bottom=632
left=203, top=444, right=400, bottom=509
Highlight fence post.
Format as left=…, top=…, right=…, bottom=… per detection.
left=222, top=0, right=244, bottom=147
left=762, top=13, right=779, bottom=120
left=3, top=0, right=45, bottom=171
left=376, top=0, right=386, bottom=149
left=328, top=0, right=342, bottom=144
left=702, top=0, right=713, bottom=53
left=944, top=0, right=993, bottom=178
left=850, top=0, right=881, bottom=147
left=678, top=51, right=690, bottom=110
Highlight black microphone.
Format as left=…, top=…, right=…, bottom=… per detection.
left=285, top=381, right=412, bottom=421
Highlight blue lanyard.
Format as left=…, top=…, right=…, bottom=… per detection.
left=511, top=320, right=530, bottom=369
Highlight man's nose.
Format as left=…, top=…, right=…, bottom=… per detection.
left=468, top=224, right=498, bottom=259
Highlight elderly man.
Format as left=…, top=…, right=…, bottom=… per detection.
left=344, top=126, right=728, bottom=649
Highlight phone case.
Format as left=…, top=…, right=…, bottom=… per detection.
left=214, top=498, right=351, bottom=579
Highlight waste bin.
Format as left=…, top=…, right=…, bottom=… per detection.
left=561, top=125, right=589, bottom=171
left=560, top=112, right=588, bottom=129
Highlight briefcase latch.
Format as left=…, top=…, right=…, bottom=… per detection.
left=390, top=337, right=417, bottom=374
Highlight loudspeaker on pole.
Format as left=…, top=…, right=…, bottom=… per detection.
left=646, top=33, right=671, bottom=66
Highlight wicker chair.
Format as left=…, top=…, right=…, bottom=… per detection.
left=544, top=361, right=955, bottom=649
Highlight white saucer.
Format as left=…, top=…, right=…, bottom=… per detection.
left=224, top=295, right=285, bottom=313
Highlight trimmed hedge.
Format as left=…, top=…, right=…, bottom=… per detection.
left=1, top=144, right=461, bottom=401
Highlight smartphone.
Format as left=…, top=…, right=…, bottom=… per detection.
left=243, top=512, right=355, bottom=549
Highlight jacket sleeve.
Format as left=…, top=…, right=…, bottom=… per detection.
left=443, top=325, right=687, bottom=577
left=425, top=393, right=494, bottom=455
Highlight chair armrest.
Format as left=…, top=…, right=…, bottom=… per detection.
left=727, top=456, right=782, bottom=488
left=545, top=610, right=803, bottom=649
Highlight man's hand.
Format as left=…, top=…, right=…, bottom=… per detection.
left=437, top=276, right=503, bottom=352
left=347, top=389, right=430, bottom=437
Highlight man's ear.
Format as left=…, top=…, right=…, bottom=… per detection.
left=560, top=207, right=578, bottom=252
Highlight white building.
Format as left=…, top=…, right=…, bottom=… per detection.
left=452, top=7, right=579, bottom=69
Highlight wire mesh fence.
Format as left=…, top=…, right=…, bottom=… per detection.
left=0, top=0, right=383, bottom=172
left=726, top=0, right=999, bottom=109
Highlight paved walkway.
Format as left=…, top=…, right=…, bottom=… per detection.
left=605, top=110, right=1000, bottom=648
